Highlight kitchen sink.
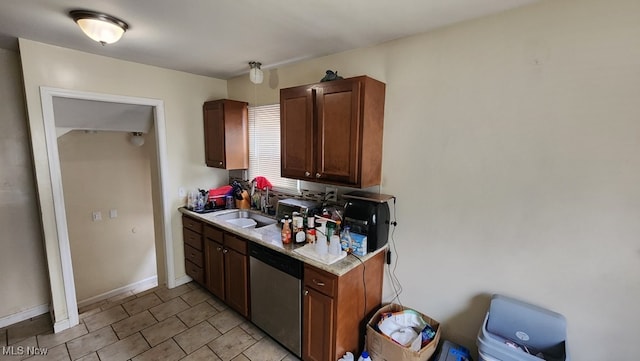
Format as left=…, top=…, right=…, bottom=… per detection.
left=215, top=210, right=278, bottom=229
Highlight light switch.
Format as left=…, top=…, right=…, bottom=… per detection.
left=92, top=211, right=102, bottom=221
left=179, top=187, right=186, bottom=197
left=109, top=209, right=118, bottom=219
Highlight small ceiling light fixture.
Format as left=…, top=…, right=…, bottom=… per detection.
left=69, top=10, right=129, bottom=45
left=129, top=132, right=144, bottom=147
left=248, top=61, right=263, bottom=84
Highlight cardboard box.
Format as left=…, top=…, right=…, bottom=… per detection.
left=366, top=303, right=441, bottom=361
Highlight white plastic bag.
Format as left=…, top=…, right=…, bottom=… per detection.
left=377, top=309, right=427, bottom=351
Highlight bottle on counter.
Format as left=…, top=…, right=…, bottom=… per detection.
left=306, top=216, right=316, bottom=244
left=341, top=225, right=353, bottom=252
left=281, top=216, right=292, bottom=244
left=294, top=215, right=306, bottom=243
left=326, top=221, right=335, bottom=239
left=293, top=215, right=304, bottom=233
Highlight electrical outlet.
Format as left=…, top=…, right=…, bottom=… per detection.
left=325, top=186, right=338, bottom=202
left=92, top=211, right=102, bottom=221
left=109, top=209, right=118, bottom=219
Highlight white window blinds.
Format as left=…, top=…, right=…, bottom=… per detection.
left=248, top=104, right=299, bottom=191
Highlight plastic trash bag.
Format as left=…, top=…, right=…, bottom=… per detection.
left=378, top=309, right=436, bottom=351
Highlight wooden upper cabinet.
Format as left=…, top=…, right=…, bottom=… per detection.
left=203, top=99, right=249, bottom=169
left=280, top=76, right=385, bottom=188
left=280, top=86, right=315, bottom=180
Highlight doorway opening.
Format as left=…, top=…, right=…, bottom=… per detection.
left=40, top=87, right=175, bottom=332
left=58, top=130, right=158, bottom=308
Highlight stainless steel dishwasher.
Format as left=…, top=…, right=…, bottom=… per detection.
left=249, top=242, right=303, bottom=357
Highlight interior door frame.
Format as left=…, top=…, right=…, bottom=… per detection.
left=40, top=86, right=174, bottom=332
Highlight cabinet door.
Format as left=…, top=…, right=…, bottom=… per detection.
left=315, top=79, right=361, bottom=185
left=224, top=248, right=249, bottom=318
left=281, top=86, right=315, bottom=180
left=204, top=101, right=226, bottom=168
left=302, top=287, right=335, bottom=361
left=205, top=239, right=225, bottom=300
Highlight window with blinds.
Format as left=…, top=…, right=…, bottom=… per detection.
left=248, top=104, right=300, bottom=191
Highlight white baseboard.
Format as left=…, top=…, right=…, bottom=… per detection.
left=77, top=275, right=158, bottom=308
left=53, top=318, right=71, bottom=333
left=0, top=304, right=50, bottom=329
left=174, top=275, right=193, bottom=288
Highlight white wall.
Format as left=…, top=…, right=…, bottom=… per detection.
left=58, top=131, right=157, bottom=302
left=19, top=39, right=229, bottom=326
left=228, top=0, right=640, bottom=359
left=0, top=48, right=50, bottom=322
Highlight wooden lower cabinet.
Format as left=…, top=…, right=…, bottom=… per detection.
left=224, top=246, right=249, bottom=316
left=205, top=238, right=225, bottom=300
left=203, top=224, right=250, bottom=318
left=302, top=250, right=385, bottom=361
left=303, top=287, right=335, bottom=361
left=182, top=215, right=205, bottom=287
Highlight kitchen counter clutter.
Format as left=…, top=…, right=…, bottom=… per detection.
left=179, top=206, right=386, bottom=361
left=180, top=207, right=385, bottom=276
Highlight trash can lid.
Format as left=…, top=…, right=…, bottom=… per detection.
left=487, top=294, right=566, bottom=351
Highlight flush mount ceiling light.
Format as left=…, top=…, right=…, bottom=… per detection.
left=249, top=61, right=263, bottom=84
left=129, top=132, right=144, bottom=146
left=69, top=10, right=129, bottom=45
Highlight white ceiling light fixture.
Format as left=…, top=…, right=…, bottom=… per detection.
left=129, top=132, right=144, bottom=146
left=248, top=61, right=263, bottom=84
left=69, top=10, right=129, bottom=45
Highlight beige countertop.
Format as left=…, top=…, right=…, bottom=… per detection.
left=179, top=207, right=386, bottom=276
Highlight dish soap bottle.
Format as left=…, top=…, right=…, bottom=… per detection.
left=281, top=216, right=292, bottom=244
left=357, top=351, right=372, bottom=361
left=341, top=226, right=353, bottom=252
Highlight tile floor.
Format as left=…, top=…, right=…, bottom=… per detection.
left=0, top=282, right=299, bottom=361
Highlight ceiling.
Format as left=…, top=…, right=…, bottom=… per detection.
left=0, top=0, right=538, bottom=79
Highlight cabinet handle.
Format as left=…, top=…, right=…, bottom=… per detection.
left=219, top=161, right=223, bottom=166
left=223, top=249, right=229, bottom=254
left=315, top=173, right=321, bottom=178
left=305, top=171, right=311, bottom=177
left=304, top=290, right=309, bottom=296
left=312, top=279, right=325, bottom=287
left=217, top=246, right=222, bottom=252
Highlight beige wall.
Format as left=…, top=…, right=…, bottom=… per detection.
left=0, top=48, right=50, bottom=321
left=228, top=0, right=640, bottom=359
left=58, top=131, right=156, bottom=302
left=19, top=39, right=229, bottom=325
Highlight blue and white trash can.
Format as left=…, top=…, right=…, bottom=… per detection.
left=477, top=295, right=569, bottom=361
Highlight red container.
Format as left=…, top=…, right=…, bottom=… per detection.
left=209, top=185, right=233, bottom=207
